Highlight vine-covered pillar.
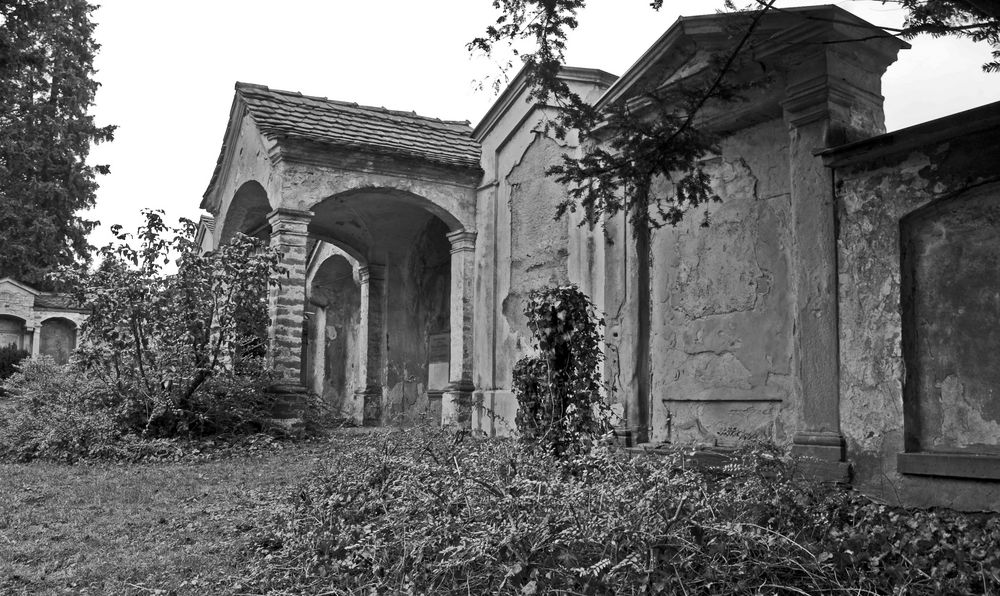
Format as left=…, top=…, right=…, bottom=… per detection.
left=442, top=230, right=477, bottom=427
left=355, top=264, right=387, bottom=426
left=266, top=208, right=312, bottom=397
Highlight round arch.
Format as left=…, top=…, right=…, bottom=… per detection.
left=328, top=187, right=464, bottom=232
left=39, top=317, right=78, bottom=365
left=219, top=180, right=272, bottom=244
left=0, top=315, right=27, bottom=350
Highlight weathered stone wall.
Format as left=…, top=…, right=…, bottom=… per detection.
left=210, top=115, right=279, bottom=246
left=502, top=133, right=572, bottom=355
left=472, top=70, right=613, bottom=436
left=831, top=108, right=1000, bottom=510
left=383, top=217, right=451, bottom=424
left=646, top=118, right=796, bottom=445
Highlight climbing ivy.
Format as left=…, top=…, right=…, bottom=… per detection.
left=512, top=285, right=609, bottom=455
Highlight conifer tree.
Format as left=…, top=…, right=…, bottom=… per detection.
left=0, top=0, right=114, bottom=288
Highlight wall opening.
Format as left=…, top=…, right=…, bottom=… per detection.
left=899, top=183, right=1000, bottom=479
left=0, top=315, right=26, bottom=350
left=40, top=318, right=77, bottom=365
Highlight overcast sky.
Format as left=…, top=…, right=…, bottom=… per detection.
left=85, top=0, right=1000, bottom=248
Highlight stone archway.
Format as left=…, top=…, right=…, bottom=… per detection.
left=0, top=315, right=26, bottom=350
left=304, top=189, right=469, bottom=426
left=219, top=180, right=271, bottom=244
left=39, top=317, right=77, bottom=365
left=201, top=84, right=482, bottom=426
left=305, top=249, right=363, bottom=422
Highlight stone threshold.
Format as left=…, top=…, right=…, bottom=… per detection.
left=897, top=452, right=1000, bottom=481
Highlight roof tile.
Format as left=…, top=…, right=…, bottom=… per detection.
left=237, top=83, right=481, bottom=169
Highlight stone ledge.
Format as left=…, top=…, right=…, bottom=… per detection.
left=898, top=452, right=1000, bottom=481
left=627, top=444, right=851, bottom=483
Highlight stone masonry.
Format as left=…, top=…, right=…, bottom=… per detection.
left=200, top=6, right=1000, bottom=510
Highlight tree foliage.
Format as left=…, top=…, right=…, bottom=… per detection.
left=512, top=285, right=609, bottom=455
left=470, top=0, right=1000, bottom=230
left=55, top=210, right=284, bottom=437
left=0, top=0, right=114, bottom=288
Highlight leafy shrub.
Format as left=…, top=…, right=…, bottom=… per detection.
left=512, top=285, right=609, bottom=455
left=0, top=357, right=119, bottom=462
left=0, top=343, right=29, bottom=383
left=241, top=431, right=1000, bottom=595
left=56, top=210, right=284, bottom=438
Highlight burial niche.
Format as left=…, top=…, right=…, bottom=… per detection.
left=900, top=183, right=1000, bottom=473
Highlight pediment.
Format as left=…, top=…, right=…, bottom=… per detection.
left=0, top=278, right=40, bottom=297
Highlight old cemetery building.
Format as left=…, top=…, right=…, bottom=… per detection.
left=198, top=6, right=1000, bottom=510
left=0, top=278, right=85, bottom=364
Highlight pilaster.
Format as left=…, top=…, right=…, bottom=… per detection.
left=266, top=208, right=312, bottom=396
left=442, top=230, right=477, bottom=427
left=781, top=47, right=889, bottom=468
left=355, top=264, right=387, bottom=426
left=29, top=326, right=39, bottom=358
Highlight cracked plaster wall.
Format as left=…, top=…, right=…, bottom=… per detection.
left=382, top=217, right=451, bottom=425
left=835, top=126, right=1000, bottom=510
left=648, top=118, right=795, bottom=446
left=210, top=116, right=280, bottom=245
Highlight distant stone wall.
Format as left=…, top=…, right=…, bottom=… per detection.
left=0, top=279, right=86, bottom=357
left=829, top=104, right=1000, bottom=510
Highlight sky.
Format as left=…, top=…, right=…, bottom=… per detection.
left=84, top=0, right=1000, bottom=248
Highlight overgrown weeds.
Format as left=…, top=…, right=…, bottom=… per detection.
left=242, top=429, right=1000, bottom=595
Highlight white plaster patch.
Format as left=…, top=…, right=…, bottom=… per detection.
left=936, top=375, right=1000, bottom=450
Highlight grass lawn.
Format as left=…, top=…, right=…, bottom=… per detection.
left=0, top=440, right=331, bottom=595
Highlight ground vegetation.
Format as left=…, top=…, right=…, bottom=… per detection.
left=0, top=211, right=300, bottom=462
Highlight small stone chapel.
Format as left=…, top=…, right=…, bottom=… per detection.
left=198, top=5, right=1000, bottom=510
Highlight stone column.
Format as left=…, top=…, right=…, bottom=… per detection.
left=311, top=306, right=327, bottom=396
left=782, top=46, right=894, bottom=467
left=266, top=208, right=312, bottom=403
left=355, top=264, right=387, bottom=426
left=29, top=326, right=40, bottom=358
left=442, top=230, right=477, bottom=427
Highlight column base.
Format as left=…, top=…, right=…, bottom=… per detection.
left=356, top=387, right=383, bottom=427
left=442, top=380, right=475, bottom=428
left=791, top=431, right=851, bottom=483
left=791, top=431, right=846, bottom=461
left=427, top=390, right=444, bottom=427
left=267, top=383, right=309, bottom=418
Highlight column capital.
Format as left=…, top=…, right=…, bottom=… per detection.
left=267, top=207, right=314, bottom=224
left=267, top=208, right=313, bottom=238
left=782, top=74, right=882, bottom=131
left=447, top=230, right=477, bottom=254
left=358, top=264, right=386, bottom=284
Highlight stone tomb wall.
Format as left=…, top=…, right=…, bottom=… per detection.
left=830, top=104, right=1000, bottom=510
left=646, top=118, right=796, bottom=446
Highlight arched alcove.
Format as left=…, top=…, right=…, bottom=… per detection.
left=303, top=188, right=461, bottom=425
left=900, top=183, right=1000, bottom=456
left=306, top=252, right=362, bottom=420
left=219, top=180, right=272, bottom=244
left=39, top=317, right=77, bottom=365
left=0, top=315, right=26, bottom=350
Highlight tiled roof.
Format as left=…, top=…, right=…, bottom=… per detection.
left=34, top=293, right=83, bottom=310
left=237, top=83, right=481, bottom=169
